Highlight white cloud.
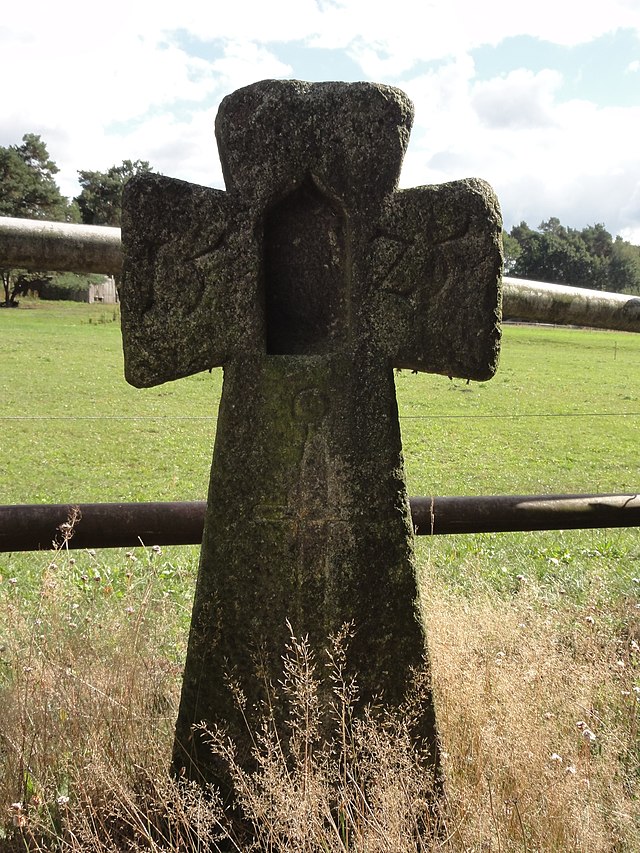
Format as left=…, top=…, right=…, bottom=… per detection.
left=394, top=50, right=640, bottom=240
left=397, top=55, right=478, bottom=185
left=619, top=181, right=640, bottom=243
left=620, top=225, right=640, bottom=243
left=112, top=109, right=226, bottom=191
left=472, top=69, right=562, bottom=130
left=308, top=0, right=640, bottom=69
left=0, top=19, right=220, bottom=169
left=2, top=0, right=640, bottom=241
left=209, top=41, right=292, bottom=92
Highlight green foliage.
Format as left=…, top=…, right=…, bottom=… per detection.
left=508, top=217, right=640, bottom=293
left=1, top=272, right=108, bottom=304
left=76, top=159, right=153, bottom=226
left=41, top=272, right=107, bottom=301
left=0, top=134, right=80, bottom=306
left=501, top=230, right=521, bottom=273
left=46, top=271, right=97, bottom=290
left=0, top=134, right=79, bottom=223
left=610, top=236, right=640, bottom=294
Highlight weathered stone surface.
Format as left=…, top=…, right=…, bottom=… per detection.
left=120, top=79, right=502, bottom=795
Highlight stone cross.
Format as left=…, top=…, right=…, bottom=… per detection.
left=120, top=80, right=502, bottom=795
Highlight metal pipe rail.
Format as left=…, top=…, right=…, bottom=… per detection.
left=0, top=216, right=121, bottom=275
left=502, top=276, right=640, bottom=334
left=1, top=216, right=639, bottom=333
left=1, top=493, right=638, bottom=552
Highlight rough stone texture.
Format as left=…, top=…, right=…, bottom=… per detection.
left=120, top=79, right=502, bottom=795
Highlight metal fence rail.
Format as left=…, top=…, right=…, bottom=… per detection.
left=2, top=215, right=640, bottom=332
left=2, top=493, right=639, bottom=552
left=2, top=215, right=639, bottom=552
left=0, top=216, right=121, bottom=276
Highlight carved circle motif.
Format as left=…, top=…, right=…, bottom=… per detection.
left=293, top=388, right=327, bottom=423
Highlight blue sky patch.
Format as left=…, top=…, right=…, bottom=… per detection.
left=473, top=29, right=640, bottom=108
left=272, top=41, right=363, bottom=82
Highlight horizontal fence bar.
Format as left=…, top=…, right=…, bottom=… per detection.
left=2, top=216, right=640, bottom=333
left=502, top=276, right=640, bottom=334
left=0, top=216, right=121, bottom=275
left=410, top=493, right=640, bottom=534
left=1, top=493, right=639, bottom=552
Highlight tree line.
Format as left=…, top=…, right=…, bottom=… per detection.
left=0, top=133, right=150, bottom=305
left=504, top=218, right=640, bottom=295
left=2, top=133, right=640, bottom=304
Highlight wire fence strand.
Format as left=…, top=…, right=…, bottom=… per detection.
left=1, top=412, right=639, bottom=421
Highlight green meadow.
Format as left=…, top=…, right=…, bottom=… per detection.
left=2, top=299, right=638, bottom=501
left=1, top=300, right=639, bottom=850
left=1, top=299, right=638, bottom=596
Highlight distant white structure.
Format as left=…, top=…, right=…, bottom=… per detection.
left=88, top=276, right=118, bottom=304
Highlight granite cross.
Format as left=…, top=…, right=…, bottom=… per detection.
left=120, top=79, right=502, bottom=793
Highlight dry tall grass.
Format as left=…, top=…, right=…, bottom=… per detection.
left=421, top=572, right=639, bottom=851
left=1, top=543, right=638, bottom=851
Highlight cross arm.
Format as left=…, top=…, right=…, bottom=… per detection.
left=120, top=173, right=263, bottom=388
left=369, top=178, right=502, bottom=381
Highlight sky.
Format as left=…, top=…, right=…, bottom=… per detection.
left=2, top=0, right=640, bottom=242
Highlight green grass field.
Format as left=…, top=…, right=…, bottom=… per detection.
left=1, top=298, right=638, bottom=598
left=1, top=300, right=639, bottom=850
left=2, top=299, right=638, bottom=501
